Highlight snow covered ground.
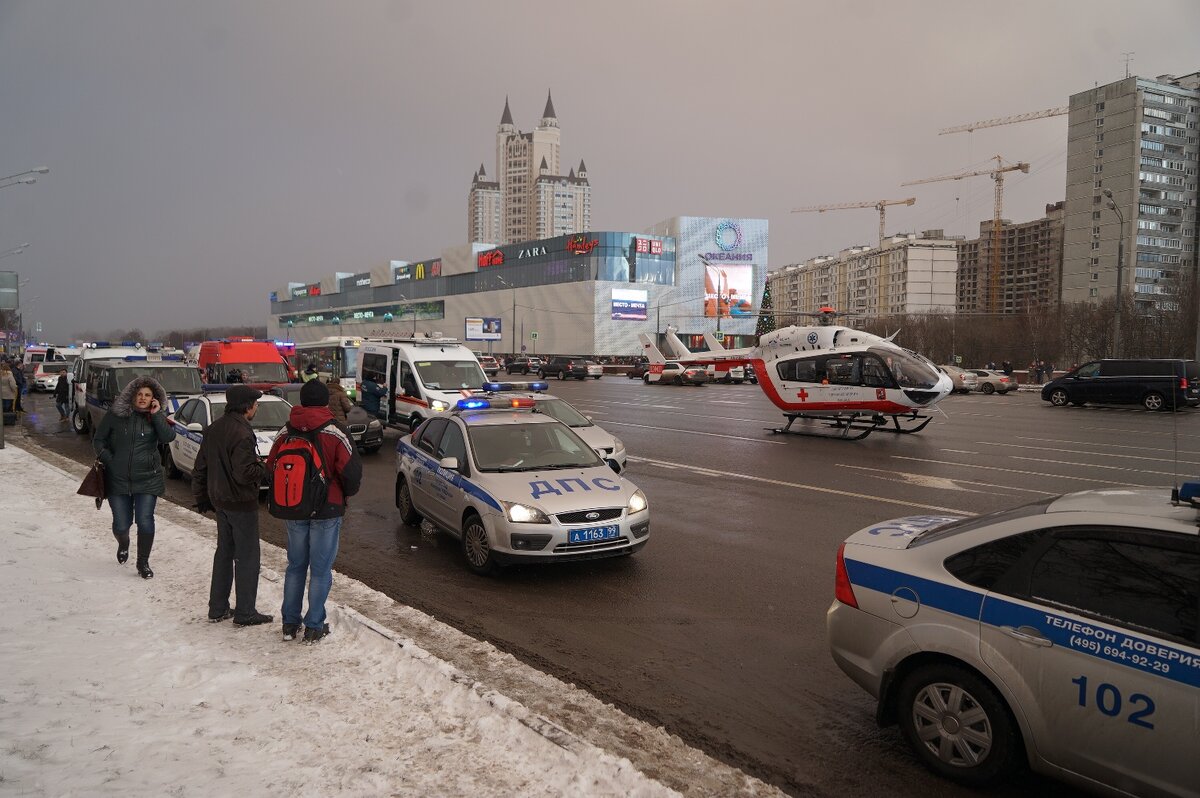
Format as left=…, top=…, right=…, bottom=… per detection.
left=0, top=442, right=780, bottom=797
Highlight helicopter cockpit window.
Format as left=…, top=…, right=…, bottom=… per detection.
left=860, top=354, right=894, bottom=388
left=874, top=347, right=941, bottom=389
left=827, top=358, right=860, bottom=385
left=777, top=357, right=819, bottom=383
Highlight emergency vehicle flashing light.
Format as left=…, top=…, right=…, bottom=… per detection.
left=482, top=381, right=548, bottom=393
left=456, top=397, right=537, bottom=411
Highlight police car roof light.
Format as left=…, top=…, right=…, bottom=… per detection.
left=481, top=381, right=548, bottom=393
left=122, top=355, right=148, bottom=361
left=457, top=398, right=491, bottom=410
left=507, top=397, right=536, bottom=408
left=1176, top=481, right=1200, bottom=507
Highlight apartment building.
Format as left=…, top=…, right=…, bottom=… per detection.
left=957, top=202, right=1065, bottom=313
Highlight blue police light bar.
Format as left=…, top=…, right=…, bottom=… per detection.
left=120, top=341, right=141, bottom=347
left=1177, top=481, right=1200, bottom=506
left=481, top=381, right=549, bottom=393
left=122, top=356, right=148, bottom=361
left=458, top=398, right=491, bottom=410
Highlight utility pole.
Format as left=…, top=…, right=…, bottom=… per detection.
left=1104, top=189, right=1124, bottom=357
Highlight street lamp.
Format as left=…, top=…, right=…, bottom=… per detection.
left=0, top=243, right=30, bottom=260
left=0, top=167, right=47, bottom=190
left=495, top=274, right=517, bottom=356
left=395, top=295, right=417, bottom=336
left=1103, top=189, right=1124, bottom=358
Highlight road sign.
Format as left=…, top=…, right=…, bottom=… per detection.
left=530, top=331, right=538, bottom=340
left=713, top=331, right=725, bottom=341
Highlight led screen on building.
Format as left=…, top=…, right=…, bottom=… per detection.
left=465, top=317, right=502, bottom=341
left=611, top=288, right=648, bottom=321
left=703, top=262, right=754, bottom=318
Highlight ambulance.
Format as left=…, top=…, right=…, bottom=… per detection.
left=356, top=336, right=488, bottom=431
left=196, top=338, right=295, bottom=386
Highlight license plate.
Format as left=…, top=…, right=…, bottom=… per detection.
left=568, top=524, right=620, bottom=544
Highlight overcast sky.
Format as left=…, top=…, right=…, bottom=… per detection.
left=3, top=0, right=1199, bottom=342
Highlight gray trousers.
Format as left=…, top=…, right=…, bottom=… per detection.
left=208, top=508, right=262, bottom=621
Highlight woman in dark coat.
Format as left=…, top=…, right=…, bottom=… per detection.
left=92, top=376, right=176, bottom=578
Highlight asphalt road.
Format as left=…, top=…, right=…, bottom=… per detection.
left=20, top=380, right=1198, bottom=797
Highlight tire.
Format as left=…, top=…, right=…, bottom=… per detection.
left=642, top=374, right=650, bottom=384
left=71, top=409, right=89, bottom=435
left=673, top=375, right=683, bottom=386
left=164, top=448, right=182, bottom=479
left=461, top=512, right=498, bottom=575
left=980, top=383, right=996, bottom=395
left=559, top=370, right=567, bottom=380
left=1048, top=389, right=1069, bottom=407
left=1142, top=391, right=1166, bottom=411
left=395, top=476, right=422, bottom=527
left=593, top=375, right=600, bottom=380
left=896, top=663, right=1023, bottom=788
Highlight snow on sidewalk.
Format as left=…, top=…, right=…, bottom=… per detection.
left=0, top=443, right=735, bottom=797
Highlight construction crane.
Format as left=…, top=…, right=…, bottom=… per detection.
left=902, top=155, right=1030, bottom=313
left=939, top=106, right=1068, bottom=135
left=791, top=197, right=917, bottom=243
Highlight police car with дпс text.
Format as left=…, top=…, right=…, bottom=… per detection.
left=827, top=486, right=1200, bottom=796
left=395, top=394, right=648, bottom=575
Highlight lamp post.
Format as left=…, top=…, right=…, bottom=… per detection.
left=0, top=167, right=49, bottom=190
left=1103, top=189, right=1124, bottom=358
left=0, top=243, right=30, bottom=260
left=395, top=295, right=418, bottom=336
left=496, top=274, right=517, bottom=356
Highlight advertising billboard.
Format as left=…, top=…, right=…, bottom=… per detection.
left=611, top=288, right=648, bottom=321
left=0, top=271, right=19, bottom=311
left=703, top=262, right=754, bottom=318
left=465, top=317, right=502, bottom=341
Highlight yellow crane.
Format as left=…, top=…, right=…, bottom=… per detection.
left=938, top=106, right=1068, bottom=135
left=791, top=197, right=917, bottom=243
left=902, top=155, right=1030, bottom=313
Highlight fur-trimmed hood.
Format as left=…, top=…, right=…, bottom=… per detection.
left=110, top=376, right=168, bottom=418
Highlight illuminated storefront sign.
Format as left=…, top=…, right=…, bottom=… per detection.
left=611, top=288, right=648, bottom=321
left=703, top=262, right=755, bottom=318
left=465, top=317, right=502, bottom=341
left=477, top=249, right=505, bottom=268
left=566, top=235, right=599, bottom=255
left=307, top=282, right=322, bottom=297
left=283, top=301, right=446, bottom=328
left=634, top=238, right=663, bottom=255
left=517, top=245, right=547, bottom=259
left=412, top=260, right=442, bottom=280
left=391, top=260, right=411, bottom=282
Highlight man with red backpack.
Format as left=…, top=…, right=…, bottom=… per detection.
left=266, top=379, right=362, bottom=643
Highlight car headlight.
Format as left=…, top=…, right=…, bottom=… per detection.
left=611, top=435, right=625, bottom=453
left=430, top=400, right=449, bottom=412
left=502, top=501, right=551, bottom=524
left=626, top=489, right=648, bottom=514
left=368, top=419, right=382, bottom=429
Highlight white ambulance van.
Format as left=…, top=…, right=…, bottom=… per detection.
left=70, top=342, right=147, bottom=434
left=356, top=336, right=488, bottom=431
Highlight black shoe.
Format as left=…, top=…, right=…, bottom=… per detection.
left=232, top=612, right=273, bottom=627
left=116, top=534, right=130, bottom=564
left=282, top=623, right=300, bottom=641
left=302, top=624, right=331, bottom=643
left=208, top=609, right=235, bottom=623
left=137, top=563, right=153, bottom=579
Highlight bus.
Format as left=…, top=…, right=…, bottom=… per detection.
left=294, top=337, right=363, bottom=399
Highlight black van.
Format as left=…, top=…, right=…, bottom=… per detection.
left=1041, top=359, right=1200, bottom=410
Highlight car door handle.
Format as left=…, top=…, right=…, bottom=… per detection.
left=1001, top=625, right=1053, bottom=647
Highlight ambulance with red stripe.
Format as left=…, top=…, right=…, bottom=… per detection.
left=356, top=336, right=488, bottom=432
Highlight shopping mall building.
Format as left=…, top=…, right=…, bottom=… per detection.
left=267, top=216, right=768, bottom=357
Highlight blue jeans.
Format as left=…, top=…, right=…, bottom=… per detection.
left=55, top=399, right=69, bottom=418
left=282, top=517, right=342, bottom=629
left=109, top=493, right=157, bottom=538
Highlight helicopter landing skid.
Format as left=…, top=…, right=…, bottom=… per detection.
left=765, top=411, right=933, bottom=440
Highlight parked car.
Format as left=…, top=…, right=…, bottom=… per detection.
left=505, top=356, right=542, bottom=375
left=743, top=364, right=758, bottom=384
left=645, top=362, right=707, bottom=386
left=538, top=356, right=590, bottom=380
left=1041, top=358, right=1200, bottom=410
left=31, top=360, right=71, bottom=392
left=475, top=354, right=501, bottom=378
left=165, top=392, right=292, bottom=482
left=938, top=365, right=979, bottom=394
left=584, top=361, right=604, bottom=380
left=969, top=369, right=1016, bottom=395
left=267, top=383, right=384, bottom=453
left=627, top=359, right=650, bottom=379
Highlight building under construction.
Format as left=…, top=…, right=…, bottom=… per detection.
left=956, top=202, right=1065, bottom=313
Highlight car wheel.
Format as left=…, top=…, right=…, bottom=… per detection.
left=71, top=409, right=89, bottom=435
left=1048, top=389, right=1069, bottom=407
left=643, top=374, right=650, bottom=384
left=395, top=476, right=422, bottom=526
left=559, top=370, right=567, bottom=380
left=896, top=663, right=1023, bottom=788
left=593, top=375, right=600, bottom=380
left=461, top=512, right=498, bottom=575
left=673, top=375, right=683, bottom=386
left=1142, top=391, right=1166, bottom=411
left=164, top=448, right=182, bottom=479
left=980, top=383, right=996, bottom=395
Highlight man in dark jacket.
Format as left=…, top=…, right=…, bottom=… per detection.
left=54, top=373, right=70, bottom=421
left=193, top=385, right=272, bottom=626
left=359, top=371, right=387, bottom=419
left=266, top=379, right=362, bottom=643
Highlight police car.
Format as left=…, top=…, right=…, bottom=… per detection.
left=395, top=395, right=649, bottom=575
left=827, top=488, right=1200, bottom=796
left=470, top=382, right=626, bottom=473
left=165, top=392, right=292, bottom=482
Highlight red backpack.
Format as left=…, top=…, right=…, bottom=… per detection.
left=268, top=422, right=331, bottom=520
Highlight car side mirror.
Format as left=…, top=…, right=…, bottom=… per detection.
left=186, top=422, right=203, bottom=432
left=438, top=456, right=459, bottom=471
left=606, top=458, right=622, bottom=474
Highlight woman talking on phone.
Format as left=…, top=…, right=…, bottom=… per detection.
left=93, top=376, right=176, bottom=578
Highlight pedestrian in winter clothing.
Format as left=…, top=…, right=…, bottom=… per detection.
left=326, top=378, right=352, bottom=424
left=10, top=363, right=26, bottom=413
left=359, top=371, right=387, bottom=419
left=92, top=376, right=176, bottom=578
left=267, top=378, right=362, bottom=643
left=301, top=363, right=319, bottom=383
left=54, top=373, right=70, bottom=421
left=193, top=385, right=273, bottom=626
left=0, top=362, right=18, bottom=418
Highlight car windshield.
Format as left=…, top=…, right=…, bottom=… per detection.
left=119, top=367, right=203, bottom=395
left=414, top=359, right=486, bottom=391
left=208, top=400, right=291, bottom=430
left=533, top=397, right=591, bottom=428
left=874, top=347, right=942, bottom=389
left=219, top=362, right=289, bottom=383
left=469, top=421, right=603, bottom=472
left=40, top=363, right=69, bottom=374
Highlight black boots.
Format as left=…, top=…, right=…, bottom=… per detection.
left=136, top=532, right=154, bottom=579
left=115, top=532, right=130, bottom=564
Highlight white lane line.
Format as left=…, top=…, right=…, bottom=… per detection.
left=631, top=456, right=973, bottom=514
left=940, top=449, right=978, bottom=455
left=1083, top=425, right=1200, bottom=439
left=984, top=441, right=1200, bottom=466
left=578, top=398, right=780, bottom=425
left=1014, top=435, right=1200, bottom=455
left=648, top=405, right=684, bottom=410
left=890, top=456, right=1140, bottom=486
left=601, top=420, right=785, bottom=444
left=1006, top=455, right=1181, bottom=479
left=711, top=400, right=746, bottom=405
left=838, top=464, right=1056, bottom=495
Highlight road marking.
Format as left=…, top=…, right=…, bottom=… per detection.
left=601, top=420, right=785, bottom=444
left=1084, top=425, right=1200, bottom=439
left=648, top=405, right=683, bottom=410
left=984, top=441, right=1200, bottom=467
left=838, top=464, right=1056, bottom=495
left=890, top=456, right=1139, bottom=486
left=1014, top=435, right=1200, bottom=455
left=940, top=449, right=978, bottom=455
left=631, top=456, right=972, bottom=513
left=711, top=400, right=745, bottom=405
left=1006, top=455, right=1181, bottom=479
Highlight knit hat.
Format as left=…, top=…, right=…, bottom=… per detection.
left=300, top=378, right=330, bottom=407
left=225, top=385, right=262, bottom=413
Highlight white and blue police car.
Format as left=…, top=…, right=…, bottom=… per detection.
left=165, top=392, right=292, bottom=483
left=827, top=487, right=1200, bottom=796
left=395, top=394, right=648, bottom=575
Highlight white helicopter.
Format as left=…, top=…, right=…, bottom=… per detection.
left=638, top=309, right=953, bottom=440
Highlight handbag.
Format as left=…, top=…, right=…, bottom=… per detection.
left=77, top=459, right=107, bottom=509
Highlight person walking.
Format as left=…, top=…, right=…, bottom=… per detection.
left=92, top=376, right=176, bottom=577
left=359, top=371, right=387, bottom=420
left=53, top=372, right=70, bottom=421
left=0, top=361, right=18, bottom=419
left=10, top=361, right=26, bottom=413
left=193, top=385, right=273, bottom=626
left=301, top=363, right=319, bottom=383
left=267, top=379, right=362, bottom=643
left=326, top=378, right=352, bottom=425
